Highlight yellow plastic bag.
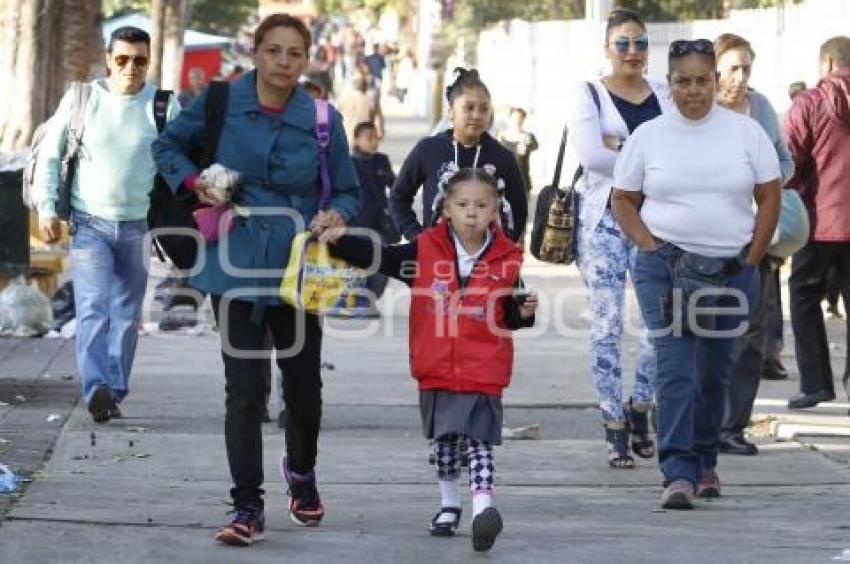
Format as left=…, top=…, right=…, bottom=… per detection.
left=280, top=232, right=368, bottom=314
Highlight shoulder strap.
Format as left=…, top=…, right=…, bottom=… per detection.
left=569, top=82, right=603, bottom=189
left=314, top=99, right=332, bottom=209
left=153, top=89, right=173, bottom=133
left=68, top=82, right=92, bottom=142
left=550, top=126, right=568, bottom=189
left=202, top=80, right=230, bottom=168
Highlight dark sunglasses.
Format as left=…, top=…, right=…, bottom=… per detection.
left=669, top=39, right=715, bottom=58
left=612, top=35, right=649, bottom=54
left=113, top=54, right=149, bottom=68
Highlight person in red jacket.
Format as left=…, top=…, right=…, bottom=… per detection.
left=325, top=168, right=537, bottom=552
left=784, top=36, right=850, bottom=409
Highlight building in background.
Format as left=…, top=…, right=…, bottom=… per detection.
left=259, top=0, right=317, bottom=20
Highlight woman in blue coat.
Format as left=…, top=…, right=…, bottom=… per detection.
left=153, top=14, right=359, bottom=547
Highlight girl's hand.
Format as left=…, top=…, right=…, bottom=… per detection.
left=318, top=225, right=347, bottom=244
left=518, top=291, right=539, bottom=320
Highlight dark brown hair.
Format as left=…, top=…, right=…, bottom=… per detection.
left=714, top=33, right=756, bottom=62
left=606, top=7, right=646, bottom=40
left=445, top=67, right=491, bottom=105
left=253, top=13, right=311, bottom=53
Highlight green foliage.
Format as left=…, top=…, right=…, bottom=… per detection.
left=103, top=0, right=256, bottom=36
left=187, top=0, right=256, bottom=36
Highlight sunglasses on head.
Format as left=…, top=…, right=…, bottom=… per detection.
left=113, top=54, right=149, bottom=68
left=669, top=39, right=715, bottom=58
left=612, top=35, right=649, bottom=54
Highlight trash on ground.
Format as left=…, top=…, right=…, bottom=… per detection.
left=14, top=395, right=25, bottom=403
left=0, top=463, right=21, bottom=493
left=0, top=277, right=53, bottom=337
left=0, top=437, right=10, bottom=445
left=502, top=424, right=541, bottom=440
left=46, top=413, right=61, bottom=422
left=127, top=427, right=147, bottom=433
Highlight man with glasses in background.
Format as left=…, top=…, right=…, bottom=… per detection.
left=33, top=26, right=180, bottom=423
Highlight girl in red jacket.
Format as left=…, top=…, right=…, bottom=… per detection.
left=326, top=168, right=537, bottom=552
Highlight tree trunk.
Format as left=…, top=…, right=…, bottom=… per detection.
left=161, top=0, right=187, bottom=91
left=149, top=0, right=165, bottom=86
left=0, top=0, right=103, bottom=151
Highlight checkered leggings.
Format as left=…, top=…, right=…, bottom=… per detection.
left=433, top=435, right=494, bottom=492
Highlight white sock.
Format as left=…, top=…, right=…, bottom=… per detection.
left=436, top=480, right=460, bottom=524
left=472, top=491, right=492, bottom=518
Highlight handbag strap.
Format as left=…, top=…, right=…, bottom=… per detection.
left=550, top=126, right=568, bottom=189
left=567, top=82, right=603, bottom=192
left=315, top=99, right=332, bottom=209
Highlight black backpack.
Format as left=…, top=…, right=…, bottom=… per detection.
left=148, top=80, right=229, bottom=270
left=529, top=82, right=601, bottom=264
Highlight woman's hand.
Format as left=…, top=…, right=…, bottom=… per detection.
left=518, top=291, right=539, bottom=320
left=311, top=210, right=346, bottom=242
left=603, top=135, right=622, bottom=152
left=194, top=178, right=228, bottom=206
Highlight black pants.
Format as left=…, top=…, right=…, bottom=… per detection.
left=789, top=241, right=850, bottom=395
left=211, top=296, right=323, bottom=507
left=722, top=258, right=777, bottom=438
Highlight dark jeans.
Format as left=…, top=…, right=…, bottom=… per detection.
left=722, top=258, right=780, bottom=438
left=633, top=243, right=758, bottom=486
left=211, top=297, right=323, bottom=507
left=789, top=241, right=850, bottom=395
left=762, top=266, right=785, bottom=373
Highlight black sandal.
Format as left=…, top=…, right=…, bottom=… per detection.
left=624, top=397, right=656, bottom=459
left=605, top=426, right=635, bottom=469
left=429, top=507, right=462, bottom=536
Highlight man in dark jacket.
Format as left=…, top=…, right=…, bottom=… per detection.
left=784, top=36, right=850, bottom=409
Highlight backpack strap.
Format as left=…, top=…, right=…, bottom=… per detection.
left=201, top=80, right=230, bottom=168
left=153, top=89, right=173, bottom=133
left=314, top=99, right=332, bottom=209
left=67, top=82, right=92, bottom=150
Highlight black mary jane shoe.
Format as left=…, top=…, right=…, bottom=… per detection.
left=429, top=507, right=461, bottom=537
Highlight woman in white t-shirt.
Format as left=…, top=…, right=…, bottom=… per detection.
left=565, top=7, right=672, bottom=469
left=611, top=39, right=781, bottom=510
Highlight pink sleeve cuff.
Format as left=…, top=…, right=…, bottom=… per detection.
left=183, top=174, right=200, bottom=191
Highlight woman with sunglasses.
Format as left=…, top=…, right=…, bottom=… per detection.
left=565, top=7, right=671, bottom=469
left=712, top=33, right=795, bottom=458
left=612, top=39, right=781, bottom=509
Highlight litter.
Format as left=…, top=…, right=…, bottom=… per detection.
left=46, top=414, right=61, bottom=422
left=502, top=424, right=541, bottom=440
left=0, top=277, right=53, bottom=337
left=0, top=463, right=21, bottom=492
left=14, top=395, right=25, bottom=403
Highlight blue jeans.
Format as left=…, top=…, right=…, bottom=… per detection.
left=70, top=211, right=149, bottom=404
left=633, top=242, right=758, bottom=486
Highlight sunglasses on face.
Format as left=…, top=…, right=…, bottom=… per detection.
left=669, top=39, right=714, bottom=58
left=113, top=54, right=149, bottom=68
left=612, top=35, right=649, bottom=54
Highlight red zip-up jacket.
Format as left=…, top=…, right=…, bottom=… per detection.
left=331, top=221, right=530, bottom=397
left=784, top=68, right=850, bottom=241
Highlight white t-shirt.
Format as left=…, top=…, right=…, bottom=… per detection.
left=613, top=104, right=780, bottom=257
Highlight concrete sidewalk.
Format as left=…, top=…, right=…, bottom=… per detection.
left=1, top=268, right=849, bottom=563
left=2, top=114, right=849, bottom=563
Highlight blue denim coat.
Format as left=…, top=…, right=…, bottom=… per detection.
left=152, top=71, right=360, bottom=317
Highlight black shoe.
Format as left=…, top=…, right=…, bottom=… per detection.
left=762, top=362, right=789, bottom=380
left=88, top=386, right=112, bottom=423
left=429, top=507, right=461, bottom=537
left=719, top=434, right=758, bottom=455
left=108, top=404, right=122, bottom=419
left=471, top=507, right=503, bottom=552
left=788, top=389, right=835, bottom=410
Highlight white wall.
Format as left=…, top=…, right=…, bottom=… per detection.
left=476, top=0, right=850, bottom=190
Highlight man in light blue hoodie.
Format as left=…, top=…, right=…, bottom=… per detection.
left=34, top=26, right=179, bottom=423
